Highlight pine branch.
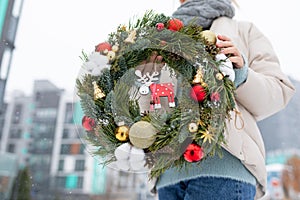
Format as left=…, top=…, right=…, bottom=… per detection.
left=79, top=94, right=99, bottom=119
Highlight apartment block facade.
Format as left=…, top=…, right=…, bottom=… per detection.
left=0, top=80, right=154, bottom=200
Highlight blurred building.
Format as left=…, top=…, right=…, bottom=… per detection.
left=0, top=91, right=32, bottom=167
left=0, top=0, right=23, bottom=112
left=0, top=152, right=18, bottom=200
left=0, top=79, right=154, bottom=200
left=0, top=102, right=7, bottom=144
left=29, top=80, right=65, bottom=199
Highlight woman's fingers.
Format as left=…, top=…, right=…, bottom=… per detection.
left=221, top=47, right=239, bottom=57
left=136, top=52, right=165, bottom=76
left=149, top=51, right=158, bottom=62
left=216, top=34, right=244, bottom=68
left=217, top=34, right=231, bottom=42
left=149, top=52, right=163, bottom=63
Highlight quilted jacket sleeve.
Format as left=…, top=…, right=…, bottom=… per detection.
left=234, top=22, right=296, bottom=121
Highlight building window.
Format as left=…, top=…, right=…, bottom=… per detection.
left=9, top=128, right=22, bottom=138
left=0, top=122, right=3, bottom=139
left=119, top=171, right=130, bottom=189
left=77, top=176, right=84, bottom=189
left=75, top=160, right=85, bottom=171
left=60, top=144, right=84, bottom=155
left=35, top=108, right=57, bottom=119
left=62, top=128, right=69, bottom=138
left=34, top=140, right=52, bottom=153
left=12, top=104, right=22, bottom=124
left=0, top=176, right=10, bottom=191
left=12, top=0, right=23, bottom=17
left=80, top=144, right=85, bottom=154
left=64, top=103, right=74, bottom=124
left=56, top=176, right=66, bottom=188
left=0, top=48, right=12, bottom=80
left=60, top=144, right=70, bottom=154
left=63, top=129, right=78, bottom=139
left=7, top=143, right=15, bottom=153
left=58, top=160, right=64, bottom=171
left=70, top=143, right=81, bottom=154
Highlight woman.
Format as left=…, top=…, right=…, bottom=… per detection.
left=155, top=0, right=296, bottom=199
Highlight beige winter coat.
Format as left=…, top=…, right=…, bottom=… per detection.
left=210, top=17, right=296, bottom=199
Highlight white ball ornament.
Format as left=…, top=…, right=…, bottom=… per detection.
left=130, top=160, right=146, bottom=171
left=130, top=146, right=145, bottom=161
left=114, top=143, right=131, bottom=160
left=114, top=143, right=146, bottom=171
left=115, top=159, right=130, bottom=171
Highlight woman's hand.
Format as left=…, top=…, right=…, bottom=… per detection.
left=216, top=35, right=244, bottom=68
left=135, top=51, right=164, bottom=76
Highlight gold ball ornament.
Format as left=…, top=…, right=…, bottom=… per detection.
left=115, top=125, right=130, bottom=141
left=129, top=121, right=157, bottom=149
left=200, top=30, right=217, bottom=44
left=215, top=72, right=224, bottom=80
left=188, top=122, right=198, bottom=133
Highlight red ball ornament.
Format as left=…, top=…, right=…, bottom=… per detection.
left=183, top=143, right=204, bottom=162
left=167, top=18, right=184, bottom=32
left=95, top=42, right=112, bottom=53
left=156, top=23, right=165, bottom=31
left=190, top=85, right=206, bottom=102
left=82, top=116, right=95, bottom=131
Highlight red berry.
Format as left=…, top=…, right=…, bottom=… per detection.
left=210, top=92, right=220, bottom=102
left=190, top=85, right=206, bottom=102
left=156, top=23, right=165, bottom=31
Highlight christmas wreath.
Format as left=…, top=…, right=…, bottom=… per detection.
left=76, top=11, right=236, bottom=178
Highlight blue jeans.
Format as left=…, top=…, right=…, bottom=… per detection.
left=157, top=177, right=256, bottom=200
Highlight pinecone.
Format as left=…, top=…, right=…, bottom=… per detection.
left=205, top=43, right=220, bottom=57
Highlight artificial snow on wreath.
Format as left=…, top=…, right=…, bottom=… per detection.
left=76, top=10, right=236, bottom=178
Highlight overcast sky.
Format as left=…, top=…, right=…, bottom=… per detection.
left=4, top=0, right=300, bottom=98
